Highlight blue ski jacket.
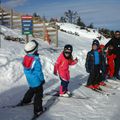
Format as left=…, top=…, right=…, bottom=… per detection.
left=85, top=50, right=101, bottom=73
left=23, top=54, right=44, bottom=88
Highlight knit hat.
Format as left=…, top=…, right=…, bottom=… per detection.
left=24, top=40, right=38, bottom=54
left=92, top=39, right=100, bottom=46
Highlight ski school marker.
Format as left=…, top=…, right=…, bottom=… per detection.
left=21, top=15, right=33, bottom=43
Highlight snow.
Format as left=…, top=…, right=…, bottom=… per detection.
left=57, top=23, right=108, bottom=41
left=0, top=24, right=120, bottom=120
left=1, top=26, right=23, bottom=38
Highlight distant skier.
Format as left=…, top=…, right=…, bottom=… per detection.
left=18, top=40, right=45, bottom=117
left=85, top=40, right=102, bottom=89
left=54, top=44, right=78, bottom=97
left=106, top=45, right=116, bottom=79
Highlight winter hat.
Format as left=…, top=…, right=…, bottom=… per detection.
left=92, top=39, right=100, bottom=47
left=24, top=40, right=39, bottom=54
left=64, top=44, right=73, bottom=53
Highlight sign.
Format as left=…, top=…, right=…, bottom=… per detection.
left=21, top=16, right=33, bottom=35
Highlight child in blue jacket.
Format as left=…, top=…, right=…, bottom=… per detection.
left=18, top=40, right=45, bottom=116
left=85, top=40, right=102, bottom=89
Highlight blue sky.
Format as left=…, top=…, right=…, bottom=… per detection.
left=1, top=0, right=120, bottom=30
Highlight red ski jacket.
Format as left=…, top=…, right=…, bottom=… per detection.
left=54, top=52, right=77, bottom=81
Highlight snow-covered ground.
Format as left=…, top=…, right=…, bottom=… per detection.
left=57, top=23, right=107, bottom=40
left=0, top=24, right=120, bottom=120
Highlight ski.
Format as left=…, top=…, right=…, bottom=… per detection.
left=100, top=84, right=119, bottom=90
left=45, top=89, right=90, bottom=99
left=30, top=95, right=59, bottom=120
left=105, top=81, right=120, bottom=89
left=84, top=85, right=116, bottom=96
left=31, top=107, right=47, bottom=120
left=104, top=85, right=118, bottom=89
left=1, top=102, right=33, bottom=109
left=48, top=92, right=90, bottom=100
left=107, top=79, right=120, bottom=85
left=92, top=88, right=115, bottom=96
left=0, top=89, right=59, bottom=109
left=70, top=94, right=90, bottom=99
left=44, top=89, right=59, bottom=96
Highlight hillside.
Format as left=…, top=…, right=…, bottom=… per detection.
left=57, top=23, right=107, bottom=40
left=0, top=25, right=120, bottom=120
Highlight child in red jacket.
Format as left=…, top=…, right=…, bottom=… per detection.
left=54, top=44, right=78, bottom=97
left=98, top=44, right=107, bottom=86
left=106, top=45, right=116, bottom=79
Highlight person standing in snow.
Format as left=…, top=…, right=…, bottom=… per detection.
left=106, top=45, right=116, bottom=79
left=18, top=40, right=45, bottom=117
left=54, top=44, right=78, bottom=97
left=98, top=44, right=107, bottom=86
left=85, top=40, right=102, bottom=89
left=104, top=31, right=120, bottom=80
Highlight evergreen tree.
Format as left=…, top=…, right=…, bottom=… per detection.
left=50, top=18, right=58, bottom=22
left=33, top=12, right=39, bottom=17
left=64, top=10, right=78, bottom=23
left=60, top=17, right=66, bottom=23
left=50, top=18, right=54, bottom=22
left=88, top=23, right=94, bottom=29
left=77, top=17, right=86, bottom=27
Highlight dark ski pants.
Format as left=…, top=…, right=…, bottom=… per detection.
left=114, top=56, right=120, bottom=77
left=22, top=85, right=43, bottom=115
left=59, top=77, right=69, bottom=94
left=87, top=65, right=101, bottom=86
left=100, top=64, right=107, bottom=81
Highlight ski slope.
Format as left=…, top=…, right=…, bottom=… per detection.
left=57, top=23, right=107, bottom=40
left=0, top=25, right=120, bottom=120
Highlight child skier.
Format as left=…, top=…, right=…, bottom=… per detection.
left=54, top=44, right=78, bottom=97
left=18, top=40, right=45, bottom=117
left=85, top=40, right=102, bottom=89
left=106, top=45, right=116, bottom=79
left=98, top=44, right=107, bottom=86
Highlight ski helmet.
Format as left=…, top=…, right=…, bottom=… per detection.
left=64, top=44, right=73, bottom=53
left=24, top=40, right=39, bottom=54
left=92, top=39, right=100, bottom=47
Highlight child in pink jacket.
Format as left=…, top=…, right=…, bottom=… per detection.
left=54, top=44, right=78, bottom=97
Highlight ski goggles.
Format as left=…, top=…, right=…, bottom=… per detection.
left=64, top=51, right=72, bottom=55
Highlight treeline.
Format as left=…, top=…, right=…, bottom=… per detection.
left=98, top=28, right=115, bottom=38
left=32, top=10, right=93, bottom=28
left=33, top=10, right=115, bottom=38
left=59, top=10, right=94, bottom=29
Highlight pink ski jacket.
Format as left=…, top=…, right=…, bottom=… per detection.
left=54, top=52, right=77, bottom=81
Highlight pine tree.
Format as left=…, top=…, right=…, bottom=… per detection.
left=88, top=23, right=94, bottom=29
left=60, top=17, right=66, bottom=23
left=64, top=10, right=78, bottom=23
left=50, top=18, right=54, bottom=22
left=33, top=12, right=38, bottom=17
left=77, top=17, right=86, bottom=27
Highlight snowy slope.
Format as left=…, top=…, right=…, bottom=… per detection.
left=0, top=25, right=120, bottom=120
left=1, top=25, right=23, bottom=38
left=57, top=23, right=108, bottom=41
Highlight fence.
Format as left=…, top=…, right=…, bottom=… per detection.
left=0, top=7, right=58, bottom=47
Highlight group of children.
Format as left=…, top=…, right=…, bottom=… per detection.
left=19, top=39, right=116, bottom=117
left=85, top=39, right=116, bottom=89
